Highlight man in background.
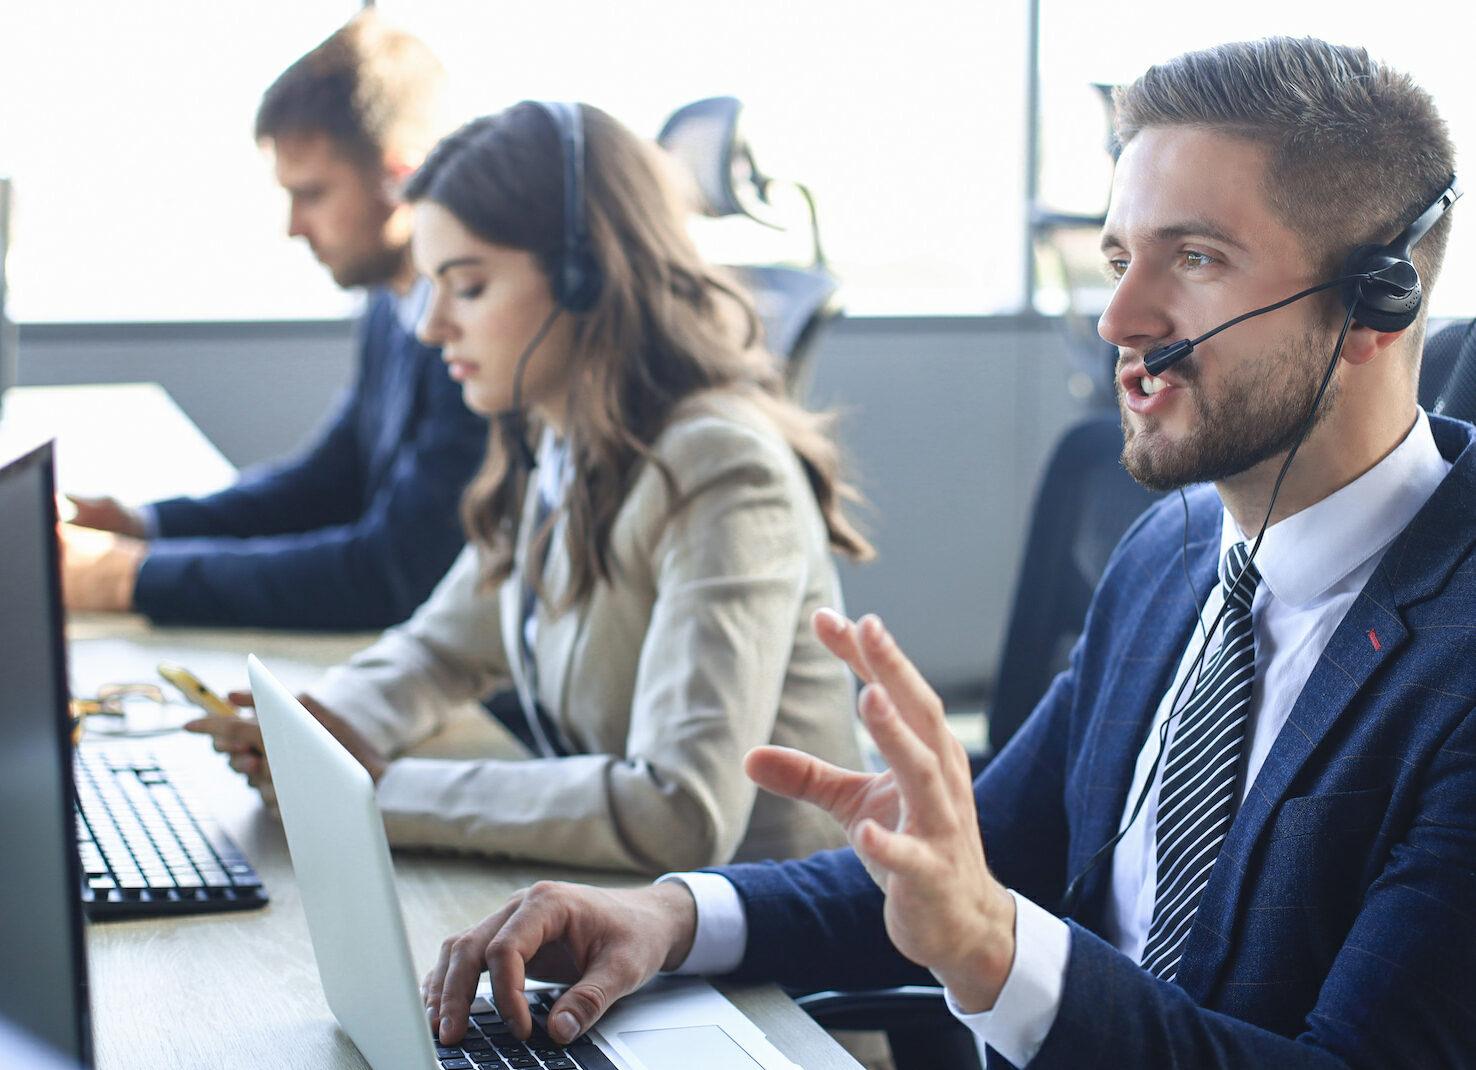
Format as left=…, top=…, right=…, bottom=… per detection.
left=62, top=10, right=486, bottom=630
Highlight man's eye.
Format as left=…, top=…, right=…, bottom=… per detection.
left=1184, top=251, right=1216, bottom=269
left=1104, top=259, right=1129, bottom=282
left=455, top=285, right=484, bottom=300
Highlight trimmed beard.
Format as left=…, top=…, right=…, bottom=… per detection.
left=330, top=242, right=411, bottom=291
left=1118, top=329, right=1338, bottom=492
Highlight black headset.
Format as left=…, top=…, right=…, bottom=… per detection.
left=497, top=102, right=605, bottom=470
left=1144, top=177, right=1462, bottom=376
left=528, top=100, right=604, bottom=314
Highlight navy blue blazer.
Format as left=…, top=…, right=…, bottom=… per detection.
left=721, top=414, right=1476, bottom=1068
left=133, top=290, right=488, bottom=630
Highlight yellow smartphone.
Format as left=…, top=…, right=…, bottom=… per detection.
left=157, top=662, right=239, bottom=719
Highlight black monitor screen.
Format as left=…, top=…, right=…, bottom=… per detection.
left=0, top=441, right=92, bottom=1062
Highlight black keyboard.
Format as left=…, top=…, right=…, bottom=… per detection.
left=435, top=991, right=616, bottom=1070
left=73, top=744, right=268, bottom=920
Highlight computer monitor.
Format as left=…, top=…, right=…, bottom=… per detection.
left=0, top=177, right=17, bottom=413
left=0, top=440, right=93, bottom=1064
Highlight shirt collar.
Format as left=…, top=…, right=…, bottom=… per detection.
left=394, top=276, right=430, bottom=335
left=1219, top=408, right=1451, bottom=607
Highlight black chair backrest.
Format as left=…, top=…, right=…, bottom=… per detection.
left=656, top=96, right=778, bottom=226
left=728, top=264, right=841, bottom=393
left=987, top=411, right=1162, bottom=755
left=1426, top=318, right=1476, bottom=421
left=656, top=97, right=840, bottom=389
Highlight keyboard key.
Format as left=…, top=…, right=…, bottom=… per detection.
left=74, top=745, right=268, bottom=920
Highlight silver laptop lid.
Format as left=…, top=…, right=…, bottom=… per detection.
left=247, top=654, right=437, bottom=1070
left=249, top=654, right=805, bottom=1070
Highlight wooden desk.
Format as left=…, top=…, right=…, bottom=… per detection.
left=70, top=627, right=861, bottom=1070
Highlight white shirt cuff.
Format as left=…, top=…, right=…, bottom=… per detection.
left=945, top=890, right=1070, bottom=1068
left=656, top=872, right=748, bottom=976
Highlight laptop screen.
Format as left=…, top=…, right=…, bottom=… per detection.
left=0, top=440, right=93, bottom=1063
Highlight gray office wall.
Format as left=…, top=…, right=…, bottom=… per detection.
left=17, top=315, right=1101, bottom=702
left=17, top=319, right=358, bottom=468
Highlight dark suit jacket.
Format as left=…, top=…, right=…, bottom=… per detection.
left=720, top=414, right=1476, bottom=1068
left=132, top=289, right=488, bottom=629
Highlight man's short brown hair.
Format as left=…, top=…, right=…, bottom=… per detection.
left=1115, top=37, right=1456, bottom=300
left=254, top=9, right=447, bottom=172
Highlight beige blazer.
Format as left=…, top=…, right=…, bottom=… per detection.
left=306, top=391, right=861, bottom=873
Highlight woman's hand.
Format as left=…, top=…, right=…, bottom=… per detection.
left=185, top=690, right=389, bottom=798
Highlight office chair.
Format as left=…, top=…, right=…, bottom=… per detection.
left=981, top=409, right=1162, bottom=764
left=796, top=410, right=1161, bottom=1069
left=1424, top=317, right=1476, bottom=421
left=656, top=96, right=841, bottom=395
left=1030, top=83, right=1117, bottom=406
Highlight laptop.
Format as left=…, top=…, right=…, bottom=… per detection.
left=247, top=653, right=806, bottom=1070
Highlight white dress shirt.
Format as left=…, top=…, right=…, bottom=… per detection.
left=669, top=409, right=1450, bottom=1067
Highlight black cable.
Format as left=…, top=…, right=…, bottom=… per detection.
left=496, top=305, right=565, bottom=470
left=1180, top=488, right=1209, bottom=645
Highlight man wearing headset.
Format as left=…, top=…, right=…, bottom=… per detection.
left=59, top=11, right=487, bottom=630
left=425, top=37, right=1476, bottom=1067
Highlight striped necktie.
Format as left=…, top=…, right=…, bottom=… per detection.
left=1140, top=540, right=1261, bottom=981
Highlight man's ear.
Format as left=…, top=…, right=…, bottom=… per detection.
left=379, top=152, right=419, bottom=205
left=1341, top=321, right=1409, bottom=366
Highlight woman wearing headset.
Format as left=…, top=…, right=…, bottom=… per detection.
left=192, top=101, right=872, bottom=873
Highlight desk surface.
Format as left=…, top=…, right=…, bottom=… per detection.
left=0, top=382, right=235, bottom=502
left=71, top=625, right=861, bottom=1070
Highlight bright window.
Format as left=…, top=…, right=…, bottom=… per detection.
left=2, top=2, right=1471, bottom=323
left=1, top=0, right=1018, bottom=323
left=1034, top=0, right=1476, bottom=320
left=0, top=1, right=359, bottom=323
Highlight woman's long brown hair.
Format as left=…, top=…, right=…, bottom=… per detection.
left=404, top=101, right=871, bottom=607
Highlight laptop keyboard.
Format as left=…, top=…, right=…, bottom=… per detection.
left=74, top=744, right=268, bottom=920
left=435, top=991, right=616, bottom=1070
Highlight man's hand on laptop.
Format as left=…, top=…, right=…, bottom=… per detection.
left=424, top=880, right=698, bottom=1047
left=184, top=691, right=389, bottom=794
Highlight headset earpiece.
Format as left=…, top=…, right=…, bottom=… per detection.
left=1338, top=178, right=1461, bottom=334
left=555, top=243, right=603, bottom=314
left=530, top=100, right=604, bottom=314
left=1338, top=243, right=1423, bottom=333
